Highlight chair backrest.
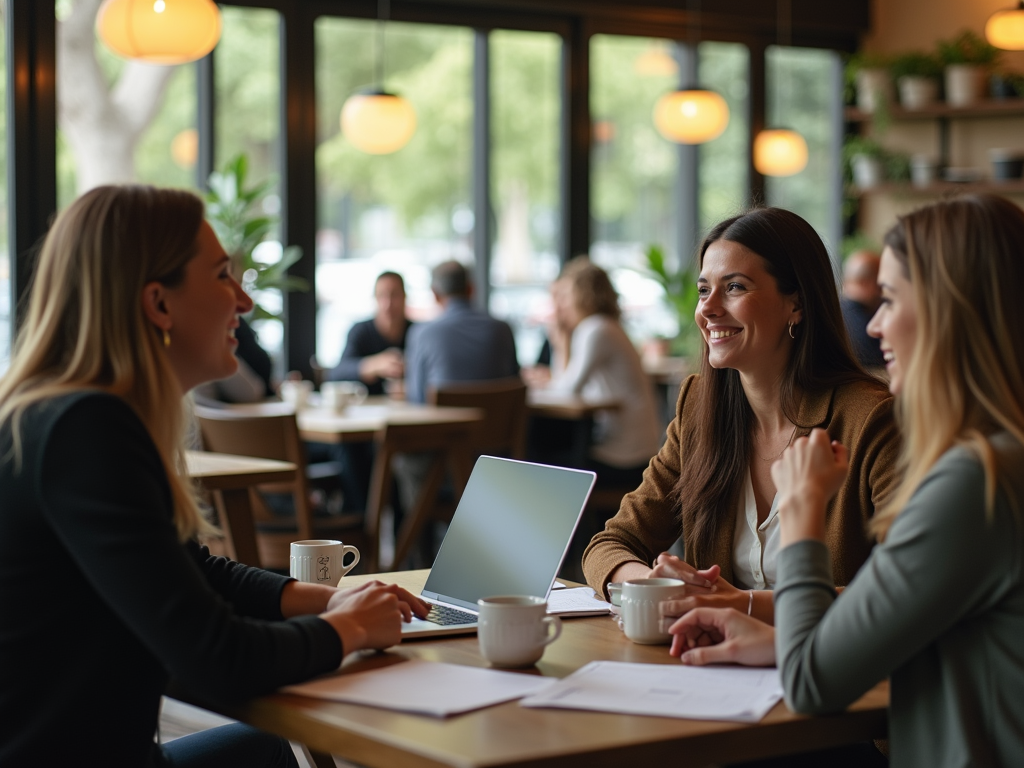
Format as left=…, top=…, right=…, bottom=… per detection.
left=428, top=377, right=528, bottom=459
left=194, top=405, right=315, bottom=539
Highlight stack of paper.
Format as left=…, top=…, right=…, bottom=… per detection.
left=281, top=658, right=554, bottom=717
left=546, top=587, right=612, bottom=616
left=520, top=660, right=783, bottom=722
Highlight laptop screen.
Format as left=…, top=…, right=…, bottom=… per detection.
left=421, top=456, right=596, bottom=612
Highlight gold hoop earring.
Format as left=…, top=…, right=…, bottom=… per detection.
left=163, top=329, right=171, bottom=348
left=788, top=322, right=796, bottom=339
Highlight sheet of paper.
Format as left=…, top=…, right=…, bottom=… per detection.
left=551, top=580, right=567, bottom=590
left=281, top=658, right=554, bottom=717
left=546, top=586, right=612, bottom=616
left=520, top=660, right=783, bottom=723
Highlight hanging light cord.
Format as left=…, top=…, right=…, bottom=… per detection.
left=375, top=0, right=390, bottom=90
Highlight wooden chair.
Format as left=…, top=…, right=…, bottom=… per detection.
left=367, top=417, right=481, bottom=571
left=372, top=378, right=527, bottom=570
left=194, top=405, right=368, bottom=571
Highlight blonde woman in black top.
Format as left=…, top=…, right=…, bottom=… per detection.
left=0, top=185, right=427, bottom=768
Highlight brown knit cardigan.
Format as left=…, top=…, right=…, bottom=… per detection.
left=583, top=374, right=900, bottom=596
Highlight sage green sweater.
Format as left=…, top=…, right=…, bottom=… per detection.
left=776, top=433, right=1024, bottom=767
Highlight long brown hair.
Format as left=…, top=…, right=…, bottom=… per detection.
left=0, top=185, right=212, bottom=541
left=675, top=207, right=871, bottom=567
left=871, top=194, right=1024, bottom=540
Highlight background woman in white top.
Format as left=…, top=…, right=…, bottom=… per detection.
left=546, top=257, right=662, bottom=488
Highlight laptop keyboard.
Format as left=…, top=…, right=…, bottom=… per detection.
left=425, top=603, right=478, bottom=626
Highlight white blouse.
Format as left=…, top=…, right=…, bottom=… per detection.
left=731, top=471, right=781, bottom=590
left=548, top=314, right=662, bottom=469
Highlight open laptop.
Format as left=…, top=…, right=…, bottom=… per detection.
left=401, top=456, right=597, bottom=639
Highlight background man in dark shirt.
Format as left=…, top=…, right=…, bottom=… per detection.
left=840, top=250, right=885, bottom=370
left=328, top=271, right=412, bottom=396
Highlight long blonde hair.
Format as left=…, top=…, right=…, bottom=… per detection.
left=0, top=185, right=212, bottom=541
left=871, top=194, right=1024, bottom=539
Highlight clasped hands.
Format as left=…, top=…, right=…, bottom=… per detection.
left=662, top=429, right=848, bottom=666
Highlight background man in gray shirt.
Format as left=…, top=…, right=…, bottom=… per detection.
left=404, top=260, right=519, bottom=404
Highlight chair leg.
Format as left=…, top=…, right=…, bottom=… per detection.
left=299, top=744, right=336, bottom=768
left=364, top=444, right=394, bottom=573
left=390, top=454, right=447, bottom=570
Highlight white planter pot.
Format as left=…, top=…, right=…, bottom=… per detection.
left=898, top=76, right=939, bottom=110
left=910, top=155, right=938, bottom=187
left=855, top=68, right=893, bottom=113
left=852, top=154, right=885, bottom=189
left=944, top=64, right=987, bottom=107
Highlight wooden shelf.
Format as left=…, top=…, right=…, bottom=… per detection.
left=845, top=98, right=1024, bottom=123
left=850, top=179, right=1024, bottom=197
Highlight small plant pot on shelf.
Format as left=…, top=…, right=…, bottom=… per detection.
left=852, top=154, right=885, bottom=189
left=855, top=68, right=893, bottom=113
left=989, top=149, right=1024, bottom=181
left=898, top=76, right=939, bottom=110
left=910, top=155, right=938, bottom=187
left=944, top=64, right=988, bottom=107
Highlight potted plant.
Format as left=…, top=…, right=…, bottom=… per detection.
left=205, top=155, right=309, bottom=324
left=846, top=53, right=893, bottom=113
left=644, top=244, right=700, bottom=358
left=937, top=30, right=1001, bottom=107
left=890, top=51, right=943, bottom=110
left=843, top=136, right=887, bottom=189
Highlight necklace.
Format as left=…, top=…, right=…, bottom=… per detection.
left=754, top=424, right=799, bottom=463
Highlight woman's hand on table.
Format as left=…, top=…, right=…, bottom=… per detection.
left=668, top=608, right=776, bottom=667
left=772, top=428, right=848, bottom=547
left=321, top=581, right=429, bottom=654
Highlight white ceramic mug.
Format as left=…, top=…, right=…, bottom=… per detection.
left=280, top=379, right=314, bottom=411
left=477, top=595, right=562, bottom=668
left=320, top=381, right=368, bottom=413
left=621, top=578, right=687, bottom=645
left=289, top=539, right=360, bottom=586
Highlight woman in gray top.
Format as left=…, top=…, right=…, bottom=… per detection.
left=667, top=194, right=1024, bottom=767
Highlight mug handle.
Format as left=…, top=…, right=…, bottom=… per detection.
left=540, top=615, right=562, bottom=646
left=339, top=545, right=361, bottom=578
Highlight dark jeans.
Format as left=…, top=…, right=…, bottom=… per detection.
left=158, top=723, right=299, bottom=768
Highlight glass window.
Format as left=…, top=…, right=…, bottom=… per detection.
left=56, top=0, right=197, bottom=208
left=315, top=18, right=473, bottom=368
left=488, top=29, right=561, bottom=366
left=214, top=7, right=284, bottom=364
left=698, top=41, right=749, bottom=233
left=0, top=0, right=8, bottom=373
left=765, top=45, right=840, bottom=247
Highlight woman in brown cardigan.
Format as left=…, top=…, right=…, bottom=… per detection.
left=583, top=208, right=899, bottom=623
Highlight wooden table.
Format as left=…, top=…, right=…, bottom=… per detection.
left=186, top=450, right=297, bottom=567
left=526, top=390, right=620, bottom=421
left=212, top=570, right=889, bottom=768
left=196, top=399, right=484, bottom=571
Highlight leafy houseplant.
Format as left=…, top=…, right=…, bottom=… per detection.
left=845, top=52, right=893, bottom=114
left=645, top=244, right=700, bottom=357
left=937, top=30, right=1001, bottom=107
left=842, top=136, right=910, bottom=190
left=890, top=51, right=942, bottom=110
left=205, top=155, right=308, bottom=323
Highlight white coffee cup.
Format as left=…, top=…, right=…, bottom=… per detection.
left=621, top=578, right=687, bottom=645
left=477, top=595, right=562, bottom=668
left=289, top=539, right=360, bottom=586
left=280, top=379, right=314, bottom=411
left=320, top=381, right=368, bottom=413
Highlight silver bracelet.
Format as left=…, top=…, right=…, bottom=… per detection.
left=747, top=589, right=755, bottom=616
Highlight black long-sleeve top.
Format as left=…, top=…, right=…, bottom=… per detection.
left=327, top=317, right=412, bottom=396
left=0, top=392, right=342, bottom=768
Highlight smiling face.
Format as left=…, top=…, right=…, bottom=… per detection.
left=867, top=246, right=918, bottom=396
left=696, top=239, right=802, bottom=379
left=159, top=221, right=254, bottom=392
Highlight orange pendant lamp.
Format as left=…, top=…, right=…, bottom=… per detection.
left=342, top=89, right=417, bottom=155
left=754, top=0, right=808, bottom=177
left=653, top=87, right=730, bottom=145
left=341, top=0, right=416, bottom=155
left=96, top=0, right=222, bottom=65
left=753, top=128, right=808, bottom=177
left=987, top=2, right=1024, bottom=50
